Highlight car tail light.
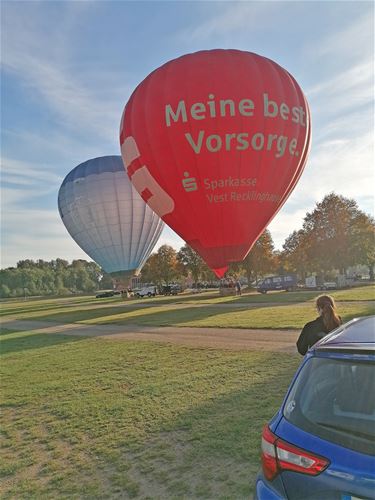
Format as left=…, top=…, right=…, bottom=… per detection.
left=261, top=425, right=279, bottom=480
left=261, top=425, right=329, bottom=481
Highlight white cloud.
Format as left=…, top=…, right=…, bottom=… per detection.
left=2, top=128, right=116, bottom=170
left=309, top=12, right=373, bottom=62
left=308, top=60, right=373, bottom=100
left=1, top=158, right=62, bottom=213
left=2, top=158, right=63, bottom=186
left=179, top=1, right=277, bottom=41
left=301, top=131, right=374, bottom=206
left=307, top=60, right=374, bottom=130
left=268, top=127, right=374, bottom=250
left=154, top=226, right=185, bottom=252
left=1, top=209, right=90, bottom=268
left=3, top=52, right=127, bottom=144
left=2, top=4, right=132, bottom=146
left=268, top=207, right=307, bottom=249
left=1, top=208, right=182, bottom=269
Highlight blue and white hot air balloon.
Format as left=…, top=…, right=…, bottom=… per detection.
left=58, top=156, right=164, bottom=278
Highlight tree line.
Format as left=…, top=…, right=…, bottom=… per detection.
left=1, top=193, right=374, bottom=298
left=0, top=259, right=113, bottom=299
left=142, top=193, right=375, bottom=285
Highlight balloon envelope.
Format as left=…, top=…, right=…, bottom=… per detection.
left=120, top=49, right=311, bottom=277
left=58, top=156, right=164, bottom=276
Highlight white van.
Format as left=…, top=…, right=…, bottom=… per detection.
left=135, top=286, right=157, bottom=298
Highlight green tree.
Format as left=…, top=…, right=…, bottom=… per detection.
left=281, top=229, right=311, bottom=279
left=0, top=284, right=11, bottom=298
left=140, top=254, right=160, bottom=285
left=99, top=273, right=115, bottom=290
left=349, top=212, right=375, bottom=280
left=141, top=245, right=179, bottom=285
left=301, top=193, right=370, bottom=275
left=1, top=259, right=104, bottom=297
left=86, top=262, right=102, bottom=284
left=241, top=230, right=276, bottom=284
left=177, top=244, right=209, bottom=283
left=16, top=259, right=35, bottom=269
left=156, top=245, right=179, bottom=284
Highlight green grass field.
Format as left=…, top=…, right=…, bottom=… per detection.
left=2, top=286, right=374, bottom=330
left=1, top=285, right=374, bottom=498
left=1, top=331, right=300, bottom=499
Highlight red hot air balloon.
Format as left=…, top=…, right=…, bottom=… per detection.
left=120, top=49, right=311, bottom=277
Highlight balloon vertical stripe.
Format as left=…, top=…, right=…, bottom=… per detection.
left=58, top=156, right=164, bottom=276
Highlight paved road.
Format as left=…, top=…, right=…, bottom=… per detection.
left=1, top=318, right=300, bottom=353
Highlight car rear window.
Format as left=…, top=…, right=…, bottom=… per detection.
left=283, top=357, right=375, bottom=455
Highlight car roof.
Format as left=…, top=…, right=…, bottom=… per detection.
left=313, top=316, right=375, bottom=353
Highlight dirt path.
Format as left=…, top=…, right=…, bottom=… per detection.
left=1, top=318, right=300, bottom=353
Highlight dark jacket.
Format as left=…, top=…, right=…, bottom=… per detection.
left=296, top=316, right=330, bottom=355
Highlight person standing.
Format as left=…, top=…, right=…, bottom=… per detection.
left=297, top=295, right=342, bottom=355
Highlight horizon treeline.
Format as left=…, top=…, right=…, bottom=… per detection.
left=1, top=193, right=374, bottom=298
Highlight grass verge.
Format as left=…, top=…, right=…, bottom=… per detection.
left=1, top=330, right=300, bottom=499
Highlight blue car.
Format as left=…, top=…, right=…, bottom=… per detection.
left=256, top=275, right=297, bottom=294
left=255, top=316, right=375, bottom=500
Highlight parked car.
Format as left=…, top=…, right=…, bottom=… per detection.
left=161, top=284, right=181, bottom=295
left=135, top=286, right=157, bottom=298
left=255, top=316, right=375, bottom=499
left=257, top=275, right=297, bottom=294
left=95, top=290, right=115, bottom=298
left=318, top=281, right=338, bottom=291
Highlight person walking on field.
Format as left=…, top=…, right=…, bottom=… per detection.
left=297, top=294, right=342, bottom=355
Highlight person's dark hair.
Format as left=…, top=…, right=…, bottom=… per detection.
left=316, top=295, right=341, bottom=332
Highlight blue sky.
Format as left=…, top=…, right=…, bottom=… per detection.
left=1, top=0, right=374, bottom=268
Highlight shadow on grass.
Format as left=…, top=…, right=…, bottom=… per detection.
left=115, top=353, right=300, bottom=499
left=0, top=344, right=300, bottom=499
left=18, top=304, right=153, bottom=323
left=0, top=303, right=72, bottom=317
left=162, top=355, right=296, bottom=460
left=1, top=286, right=373, bottom=322
left=24, top=301, right=277, bottom=327
left=0, top=328, right=26, bottom=337
left=16, top=299, right=374, bottom=330
left=0, top=332, right=85, bottom=356
left=148, top=289, right=318, bottom=306
left=0, top=297, right=98, bottom=317
left=0, top=290, right=316, bottom=320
